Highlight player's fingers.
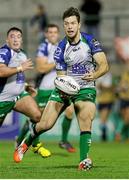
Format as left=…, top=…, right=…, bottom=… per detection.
left=82, top=75, right=91, bottom=80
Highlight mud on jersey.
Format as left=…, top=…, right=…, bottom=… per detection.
left=0, top=44, right=27, bottom=102
left=54, top=32, right=103, bottom=89
left=36, top=39, right=57, bottom=90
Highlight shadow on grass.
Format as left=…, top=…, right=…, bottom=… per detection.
left=52, top=152, right=69, bottom=157
left=50, top=165, right=77, bottom=169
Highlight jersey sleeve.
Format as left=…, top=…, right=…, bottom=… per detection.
left=82, top=32, right=103, bottom=55
left=54, top=40, right=67, bottom=71
left=88, top=36, right=103, bottom=55
left=36, top=42, right=48, bottom=57
left=0, top=47, right=11, bottom=65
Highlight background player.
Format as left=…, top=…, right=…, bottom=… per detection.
left=97, top=72, right=115, bottom=141
left=0, top=27, right=42, bottom=140
left=14, top=7, right=109, bottom=170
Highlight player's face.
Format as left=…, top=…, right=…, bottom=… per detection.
left=46, top=27, right=59, bottom=44
left=63, top=16, right=81, bottom=39
left=6, top=30, right=22, bottom=51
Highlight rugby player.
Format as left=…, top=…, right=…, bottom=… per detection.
left=14, top=7, right=109, bottom=170
left=0, top=27, right=41, bottom=135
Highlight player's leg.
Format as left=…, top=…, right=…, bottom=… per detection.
left=16, top=89, right=51, bottom=157
left=119, top=100, right=129, bottom=141
left=31, top=89, right=52, bottom=157
left=0, top=101, right=15, bottom=126
left=31, top=107, right=51, bottom=157
left=14, top=94, right=41, bottom=123
left=74, top=100, right=96, bottom=170
left=98, top=103, right=112, bottom=141
left=15, top=119, right=30, bottom=147
left=13, top=93, right=41, bottom=155
left=59, top=104, right=76, bottom=152
left=14, top=100, right=65, bottom=163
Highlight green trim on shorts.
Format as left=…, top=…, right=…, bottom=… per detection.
left=49, top=88, right=96, bottom=104
left=71, top=88, right=96, bottom=103
left=15, top=91, right=30, bottom=101
left=0, top=91, right=29, bottom=119
left=35, top=89, right=53, bottom=108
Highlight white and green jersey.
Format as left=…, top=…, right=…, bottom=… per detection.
left=54, top=32, right=103, bottom=89
left=36, top=39, right=57, bottom=90
left=0, top=44, right=27, bottom=102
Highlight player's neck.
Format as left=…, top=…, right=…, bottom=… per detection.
left=68, top=32, right=80, bottom=45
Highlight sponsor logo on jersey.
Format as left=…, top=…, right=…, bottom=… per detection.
left=72, top=47, right=81, bottom=52
left=91, top=39, right=100, bottom=46
left=72, top=63, right=90, bottom=74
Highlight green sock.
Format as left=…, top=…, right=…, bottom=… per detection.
left=80, top=131, right=91, bottom=162
left=61, top=116, right=72, bottom=142
left=17, top=120, right=29, bottom=146
left=25, top=124, right=46, bottom=147
left=32, top=137, right=40, bottom=147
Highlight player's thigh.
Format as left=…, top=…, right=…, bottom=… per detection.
left=74, top=101, right=96, bottom=131
left=65, top=103, right=74, bottom=119
left=14, top=95, right=41, bottom=122
left=37, top=100, right=64, bottom=131
left=99, top=108, right=111, bottom=123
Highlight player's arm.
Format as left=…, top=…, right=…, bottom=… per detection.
left=93, top=52, right=109, bottom=78
left=82, top=52, right=109, bottom=81
left=82, top=36, right=109, bottom=81
left=54, top=40, right=67, bottom=76
left=0, top=59, right=33, bottom=78
left=36, top=56, right=55, bottom=74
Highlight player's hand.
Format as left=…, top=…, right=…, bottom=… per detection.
left=82, top=72, right=96, bottom=81
left=21, top=59, right=34, bottom=71
left=25, top=83, right=37, bottom=97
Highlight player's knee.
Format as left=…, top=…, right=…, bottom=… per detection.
left=65, top=107, right=74, bottom=119
left=45, top=122, right=53, bottom=130
left=40, top=121, right=53, bottom=131
left=32, top=110, right=41, bottom=122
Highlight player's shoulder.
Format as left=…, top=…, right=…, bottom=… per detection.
left=38, top=39, right=48, bottom=52
left=0, top=44, right=11, bottom=55
left=0, top=44, right=11, bottom=64
left=39, top=39, right=48, bottom=48
left=57, top=37, right=67, bottom=49
left=81, top=32, right=97, bottom=44
left=81, top=32, right=103, bottom=53
left=54, top=37, right=67, bottom=60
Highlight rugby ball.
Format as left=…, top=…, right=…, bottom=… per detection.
left=54, top=75, right=80, bottom=95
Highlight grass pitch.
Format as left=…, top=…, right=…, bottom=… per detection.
left=0, top=140, right=129, bottom=179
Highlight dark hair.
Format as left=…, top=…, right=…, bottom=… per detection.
left=62, top=7, right=80, bottom=23
left=46, top=24, right=59, bottom=32
left=7, top=27, right=22, bottom=36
